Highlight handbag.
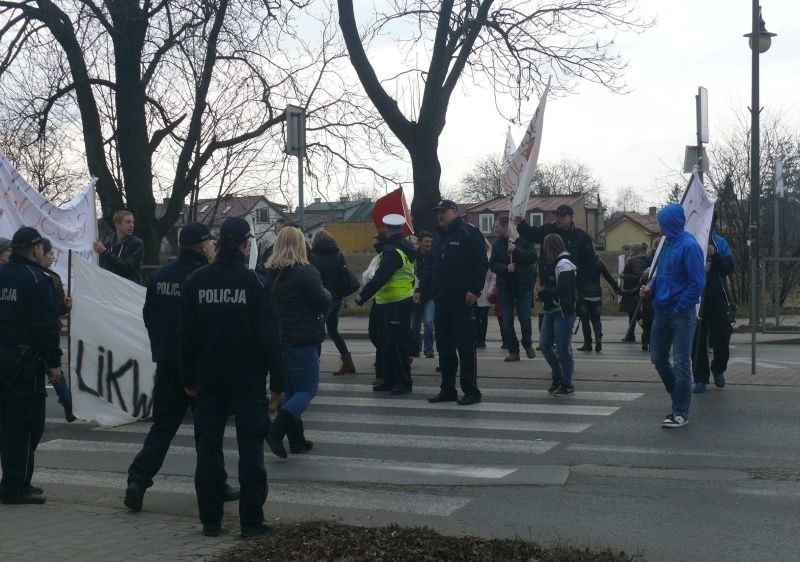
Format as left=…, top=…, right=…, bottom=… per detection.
left=338, top=264, right=361, bottom=297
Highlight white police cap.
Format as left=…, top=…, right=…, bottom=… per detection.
left=382, top=214, right=406, bottom=228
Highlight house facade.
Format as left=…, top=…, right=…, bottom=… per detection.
left=296, top=196, right=376, bottom=252
left=600, top=208, right=662, bottom=251
left=465, top=193, right=604, bottom=246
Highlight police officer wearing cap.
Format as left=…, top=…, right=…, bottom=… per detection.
left=356, top=214, right=418, bottom=394
left=416, top=200, right=488, bottom=405
left=180, top=217, right=285, bottom=538
left=513, top=204, right=596, bottom=277
left=0, top=227, right=62, bottom=505
left=124, top=222, right=238, bottom=512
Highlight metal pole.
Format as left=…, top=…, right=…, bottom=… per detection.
left=749, top=0, right=760, bottom=375
left=297, top=151, right=304, bottom=226
left=773, top=191, right=780, bottom=327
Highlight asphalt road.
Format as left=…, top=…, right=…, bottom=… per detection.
left=37, top=340, right=800, bottom=561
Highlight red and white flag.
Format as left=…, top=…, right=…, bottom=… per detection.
left=371, top=187, right=413, bottom=235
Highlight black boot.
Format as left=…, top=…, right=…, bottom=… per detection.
left=577, top=341, right=592, bottom=351
left=595, top=337, right=602, bottom=352
left=266, top=410, right=293, bottom=459
left=287, top=418, right=313, bottom=454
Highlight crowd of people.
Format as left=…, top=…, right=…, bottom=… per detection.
left=0, top=197, right=735, bottom=533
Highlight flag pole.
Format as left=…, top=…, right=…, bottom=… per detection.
left=67, top=249, right=73, bottom=389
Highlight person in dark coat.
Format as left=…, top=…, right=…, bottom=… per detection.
left=576, top=254, right=622, bottom=352
left=94, top=210, right=144, bottom=284
left=513, top=204, right=596, bottom=281
left=411, top=231, right=436, bottom=357
left=266, top=226, right=331, bottom=458
left=416, top=200, right=488, bottom=406
left=125, top=223, right=237, bottom=513
left=180, top=217, right=285, bottom=537
left=0, top=227, right=62, bottom=505
left=619, top=242, right=648, bottom=342
left=490, top=216, right=537, bottom=361
left=311, top=230, right=356, bottom=375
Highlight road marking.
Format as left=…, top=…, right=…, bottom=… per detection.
left=98, top=412, right=590, bottom=436
left=318, top=382, right=643, bottom=402
left=729, top=358, right=787, bottom=369
left=312, top=396, right=619, bottom=416
left=31, top=468, right=470, bottom=517
left=566, top=444, right=767, bottom=459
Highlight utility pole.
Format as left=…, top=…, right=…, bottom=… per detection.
left=285, top=105, right=306, bottom=224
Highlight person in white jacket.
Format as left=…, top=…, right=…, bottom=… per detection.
left=474, top=239, right=496, bottom=348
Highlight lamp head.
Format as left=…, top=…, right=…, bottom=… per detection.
left=744, top=8, right=776, bottom=54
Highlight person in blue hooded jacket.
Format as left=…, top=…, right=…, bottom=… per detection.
left=639, top=204, right=705, bottom=428
left=691, top=212, right=734, bottom=393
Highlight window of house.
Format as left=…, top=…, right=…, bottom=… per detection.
left=199, top=204, right=209, bottom=213
left=529, top=212, right=543, bottom=227
left=479, top=214, right=494, bottom=233
left=222, top=205, right=231, bottom=215
left=255, top=208, right=270, bottom=223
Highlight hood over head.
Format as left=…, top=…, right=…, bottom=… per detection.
left=657, top=204, right=686, bottom=239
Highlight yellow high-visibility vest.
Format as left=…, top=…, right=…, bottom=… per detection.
left=375, top=248, right=415, bottom=304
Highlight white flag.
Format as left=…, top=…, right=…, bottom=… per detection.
left=500, top=80, right=550, bottom=220
left=248, top=217, right=259, bottom=269
left=0, top=152, right=98, bottom=286
left=502, top=128, right=515, bottom=170
left=648, top=169, right=716, bottom=288
left=69, top=255, right=154, bottom=426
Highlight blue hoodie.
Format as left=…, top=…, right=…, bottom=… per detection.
left=651, top=204, right=706, bottom=313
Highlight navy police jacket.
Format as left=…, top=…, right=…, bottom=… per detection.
left=143, top=250, right=207, bottom=363
left=0, top=254, right=61, bottom=368
left=179, top=260, right=285, bottom=392
left=417, top=217, right=488, bottom=303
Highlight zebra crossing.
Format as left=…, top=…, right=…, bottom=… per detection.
left=39, top=381, right=643, bottom=518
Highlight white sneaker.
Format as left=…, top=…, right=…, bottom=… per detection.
left=661, top=413, right=688, bottom=428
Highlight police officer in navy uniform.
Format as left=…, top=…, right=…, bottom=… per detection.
left=180, top=217, right=285, bottom=538
left=124, top=222, right=238, bottom=512
left=0, top=227, right=62, bottom=505
left=416, top=200, right=488, bottom=405
left=356, top=214, right=418, bottom=395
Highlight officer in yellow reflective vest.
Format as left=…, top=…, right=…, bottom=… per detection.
left=356, top=214, right=418, bottom=394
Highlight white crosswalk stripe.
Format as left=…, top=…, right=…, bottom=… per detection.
left=42, top=382, right=642, bottom=517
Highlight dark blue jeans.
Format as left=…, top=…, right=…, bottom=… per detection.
left=577, top=299, right=603, bottom=344
left=282, top=345, right=320, bottom=419
left=651, top=308, right=697, bottom=417
left=411, top=299, right=435, bottom=354
left=326, top=297, right=349, bottom=355
left=500, top=288, right=532, bottom=353
left=540, top=311, right=576, bottom=387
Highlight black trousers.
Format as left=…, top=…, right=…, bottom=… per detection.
left=435, top=299, right=480, bottom=397
left=474, top=307, right=489, bottom=344
left=194, top=379, right=268, bottom=527
left=692, top=294, right=733, bottom=382
left=372, top=299, right=414, bottom=388
left=0, top=353, right=46, bottom=500
left=127, top=361, right=227, bottom=488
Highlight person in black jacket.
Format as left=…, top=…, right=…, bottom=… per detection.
left=94, top=210, right=144, bottom=284
left=513, top=204, right=596, bottom=284
left=415, top=200, right=488, bottom=406
left=0, top=227, right=62, bottom=505
left=619, top=242, right=648, bottom=342
left=410, top=231, right=435, bottom=358
left=490, top=216, right=537, bottom=361
left=266, top=226, right=331, bottom=458
left=576, top=254, right=622, bottom=352
left=124, top=223, right=237, bottom=513
left=537, top=234, right=578, bottom=396
left=311, top=230, right=356, bottom=375
left=180, top=217, right=285, bottom=538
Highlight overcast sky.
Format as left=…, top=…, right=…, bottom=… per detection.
left=434, top=1, right=800, bottom=208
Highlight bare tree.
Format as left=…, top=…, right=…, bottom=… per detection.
left=708, top=111, right=800, bottom=306
left=0, top=0, right=399, bottom=262
left=338, top=0, right=650, bottom=231
left=457, top=153, right=505, bottom=202
left=609, top=185, right=644, bottom=214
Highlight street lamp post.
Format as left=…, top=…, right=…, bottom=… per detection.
left=744, top=3, right=776, bottom=375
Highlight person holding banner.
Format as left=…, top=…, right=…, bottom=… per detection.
left=639, top=204, right=705, bottom=428
left=124, top=222, right=238, bottom=513
left=0, top=227, right=62, bottom=505
left=0, top=238, right=11, bottom=263
left=692, top=213, right=734, bottom=393
left=94, top=210, right=144, bottom=284
left=416, top=200, right=488, bottom=406
left=180, top=217, right=285, bottom=537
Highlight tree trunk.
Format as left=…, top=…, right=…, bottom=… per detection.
left=410, top=142, right=443, bottom=234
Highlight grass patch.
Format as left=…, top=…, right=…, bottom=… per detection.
left=215, top=521, right=638, bottom=562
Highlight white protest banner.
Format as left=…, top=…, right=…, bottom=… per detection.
left=502, top=128, right=516, bottom=193
left=0, top=152, right=98, bottom=285
left=500, top=79, right=550, bottom=220
left=648, top=169, right=716, bottom=287
left=70, top=255, right=154, bottom=426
